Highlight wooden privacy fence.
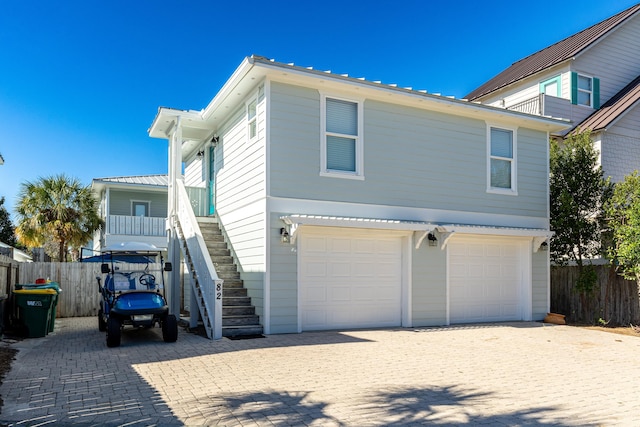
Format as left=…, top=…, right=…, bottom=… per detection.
left=551, top=264, right=640, bottom=325
left=0, top=255, right=20, bottom=296
left=18, top=262, right=152, bottom=318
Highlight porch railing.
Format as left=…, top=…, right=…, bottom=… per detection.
left=174, top=179, right=222, bottom=339
left=107, top=215, right=167, bottom=236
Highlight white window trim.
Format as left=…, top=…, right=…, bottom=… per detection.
left=576, top=73, right=593, bottom=107
left=486, top=124, right=518, bottom=195
left=320, top=93, right=364, bottom=180
left=246, top=94, right=258, bottom=141
left=131, top=200, right=151, bottom=217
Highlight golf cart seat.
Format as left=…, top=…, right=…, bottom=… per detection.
left=105, top=273, right=135, bottom=292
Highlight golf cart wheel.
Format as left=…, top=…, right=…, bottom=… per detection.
left=98, top=309, right=107, bottom=332
left=106, top=317, right=121, bottom=347
left=162, top=314, right=178, bottom=343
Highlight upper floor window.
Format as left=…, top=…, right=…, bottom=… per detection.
left=487, top=125, right=517, bottom=194
left=132, top=201, right=150, bottom=217
left=321, top=95, right=364, bottom=179
left=247, top=98, right=257, bottom=139
left=571, top=72, right=600, bottom=109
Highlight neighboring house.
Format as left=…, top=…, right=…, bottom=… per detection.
left=91, top=175, right=168, bottom=254
left=149, top=55, right=568, bottom=338
left=0, top=241, right=32, bottom=262
left=466, top=3, right=640, bottom=183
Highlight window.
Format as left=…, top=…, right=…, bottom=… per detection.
left=540, top=75, right=561, bottom=97
left=247, top=98, right=257, bottom=139
left=321, top=95, right=363, bottom=178
left=488, top=126, right=517, bottom=194
left=132, top=201, right=149, bottom=217
left=571, top=72, right=600, bottom=108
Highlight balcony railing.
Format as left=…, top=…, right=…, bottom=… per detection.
left=506, top=94, right=543, bottom=115
left=107, top=215, right=167, bottom=236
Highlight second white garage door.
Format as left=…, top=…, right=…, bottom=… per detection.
left=299, top=228, right=403, bottom=331
left=449, top=236, right=528, bottom=323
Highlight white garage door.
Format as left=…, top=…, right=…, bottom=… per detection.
left=300, top=228, right=403, bottom=331
left=449, top=236, right=527, bottom=323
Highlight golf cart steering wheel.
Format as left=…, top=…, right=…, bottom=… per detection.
left=139, top=273, right=156, bottom=288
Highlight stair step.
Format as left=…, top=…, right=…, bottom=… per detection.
left=222, top=325, right=264, bottom=337
left=224, top=296, right=252, bottom=306
left=212, top=256, right=234, bottom=264
left=218, top=271, right=241, bottom=280
left=223, top=306, right=256, bottom=316
left=215, top=264, right=238, bottom=273
left=209, top=248, right=231, bottom=257
left=223, top=315, right=261, bottom=326
left=223, top=287, right=247, bottom=297
left=221, top=279, right=244, bottom=288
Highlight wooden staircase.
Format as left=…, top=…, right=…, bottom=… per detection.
left=197, top=218, right=263, bottom=337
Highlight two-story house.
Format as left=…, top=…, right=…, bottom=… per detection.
left=149, top=55, right=568, bottom=338
left=466, top=3, right=640, bottom=183
left=91, top=175, right=169, bottom=254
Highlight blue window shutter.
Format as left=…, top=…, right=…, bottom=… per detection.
left=593, top=77, right=600, bottom=109
left=570, top=72, right=578, bottom=105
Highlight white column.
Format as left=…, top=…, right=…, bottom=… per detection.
left=167, top=117, right=183, bottom=316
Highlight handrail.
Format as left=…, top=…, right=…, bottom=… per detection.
left=174, top=179, right=223, bottom=339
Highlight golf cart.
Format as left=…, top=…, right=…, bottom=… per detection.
left=94, top=242, right=178, bottom=347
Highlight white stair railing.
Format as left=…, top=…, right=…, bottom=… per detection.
left=173, top=180, right=223, bottom=340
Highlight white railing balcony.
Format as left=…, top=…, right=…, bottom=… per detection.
left=506, top=94, right=543, bottom=115
left=106, top=215, right=167, bottom=237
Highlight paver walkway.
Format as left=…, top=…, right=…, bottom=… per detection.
left=1, top=317, right=640, bottom=426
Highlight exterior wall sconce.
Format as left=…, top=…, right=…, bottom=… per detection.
left=427, top=233, right=438, bottom=246
left=280, top=227, right=290, bottom=243
left=196, top=150, right=205, bottom=159
left=540, top=241, right=548, bottom=251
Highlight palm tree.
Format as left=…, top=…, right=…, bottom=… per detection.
left=15, top=174, right=103, bottom=261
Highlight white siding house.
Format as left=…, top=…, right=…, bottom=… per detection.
left=150, top=55, right=568, bottom=336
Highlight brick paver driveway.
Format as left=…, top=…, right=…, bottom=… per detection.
left=1, top=317, right=639, bottom=426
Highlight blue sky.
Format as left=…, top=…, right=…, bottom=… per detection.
left=0, top=0, right=637, bottom=219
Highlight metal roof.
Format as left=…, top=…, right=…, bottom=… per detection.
left=92, top=174, right=168, bottom=187
left=570, top=74, right=640, bottom=134
left=465, top=3, right=640, bottom=101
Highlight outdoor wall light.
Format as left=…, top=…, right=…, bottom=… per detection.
left=280, top=227, right=290, bottom=243
left=540, top=241, right=548, bottom=251
left=196, top=150, right=205, bottom=159
left=427, top=233, right=438, bottom=246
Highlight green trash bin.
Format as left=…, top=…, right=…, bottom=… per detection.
left=13, top=289, right=56, bottom=338
left=18, top=282, right=61, bottom=333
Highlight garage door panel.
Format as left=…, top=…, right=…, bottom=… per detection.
left=330, top=262, right=351, bottom=277
left=300, top=229, right=402, bottom=331
left=330, top=238, right=352, bottom=253
left=450, top=238, right=526, bottom=324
